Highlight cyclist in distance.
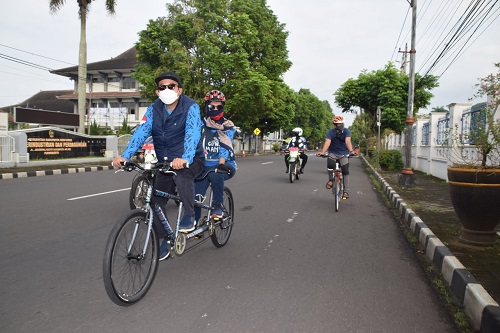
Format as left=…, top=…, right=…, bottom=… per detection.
left=284, top=127, right=308, bottom=174
left=316, top=115, right=356, bottom=199
left=112, top=71, right=205, bottom=260
left=194, top=90, right=237, bottom=221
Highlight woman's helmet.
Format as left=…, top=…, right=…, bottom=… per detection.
left=204, top=90, right=226, bottom=104
left=292, top=127, right=303, bottom=136
left=333, top=115, right=344, bottom=124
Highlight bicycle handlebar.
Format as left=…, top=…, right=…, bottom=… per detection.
left=116, top=160, right=230, bottom=181
left=316, top=153, right=354, bottom=158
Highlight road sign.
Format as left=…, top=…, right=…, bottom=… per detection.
left=253, top=128, right=261, bottom=135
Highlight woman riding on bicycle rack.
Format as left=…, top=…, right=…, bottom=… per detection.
left=316, top=115, right=356, bottom=199
left=195, top=90, right=237, bottom=222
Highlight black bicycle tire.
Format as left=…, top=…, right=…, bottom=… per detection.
left=103, top=209, right=159, bottom=306
left=211, top=187, right=234, bottom=247
left=334, top=175, right=340, bottom=212
left=129, top=174, right=148, bottom=210
left=289, top=162, right=295, bottom=183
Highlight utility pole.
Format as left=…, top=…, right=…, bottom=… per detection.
left=400, top=0, right=417, bottom=187
left=376, top=108, right=381, bottom=168
left=398, top=43, right=408, bottom=74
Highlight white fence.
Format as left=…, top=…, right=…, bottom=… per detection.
left=385, top=101, right=499, bottom=181
left=0, top=133, right=14, bottom=163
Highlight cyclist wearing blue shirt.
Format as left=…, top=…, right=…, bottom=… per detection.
left=195, top=90, right=236, bottom=220
left=316, top=115, right=356, bottom=199
left=112, top=71, right=204, bottom=260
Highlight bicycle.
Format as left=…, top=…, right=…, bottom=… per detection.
left=285, top=147, right=302, bottom=183
left=103, top=161, right=234, bottom=306
left=318, top=153, right=349, bottom=212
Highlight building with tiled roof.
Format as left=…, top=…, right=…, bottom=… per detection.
left=2, top=47, right=150, bottom=130
left=50, top=47, right=150, bottom=128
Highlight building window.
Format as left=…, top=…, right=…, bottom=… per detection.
left=123, top=77, right=136, bottom=89
left=421, top=122, right=429, bottom=145
left=461, top=103, right=487, bottom=145
left=436, top=113, right=449, bottom=145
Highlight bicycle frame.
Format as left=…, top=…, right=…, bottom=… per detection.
left=119, top=162, right=229, bottom=255
left=319, top=154, right=348, bottom=212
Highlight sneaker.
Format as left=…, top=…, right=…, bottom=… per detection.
left=159, top=239, right=170, bottom=261
left=178, top=214, right=196, bottom=233
left=299, top=169, right=304, bottom=174
left=211, top=203, right=224, bottom=219
left=342, top=192, right=349, bottom=199
left=285, top=167, right=289, bottom=173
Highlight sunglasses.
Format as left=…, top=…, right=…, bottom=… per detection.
left=157, top=83, right=177, bottom=91
left=207, top=104, right=224, bottom=111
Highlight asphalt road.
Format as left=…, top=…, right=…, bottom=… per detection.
left=0, top=154, right=457, bottom=332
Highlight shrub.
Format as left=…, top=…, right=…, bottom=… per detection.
left=379, top=149, right=404, bottom=171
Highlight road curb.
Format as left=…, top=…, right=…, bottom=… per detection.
left=0, top=165, right=114, bottom=180
left=364, top=157, right=500, bottom=333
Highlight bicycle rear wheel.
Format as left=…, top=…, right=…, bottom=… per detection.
left=103, top=209, right=159, bottom=306
left=333, top=174, right=341, bottom=212
left=211, top=187, right=234, bottom=247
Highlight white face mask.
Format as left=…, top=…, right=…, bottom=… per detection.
left=158, top=89, right=179, bottom=105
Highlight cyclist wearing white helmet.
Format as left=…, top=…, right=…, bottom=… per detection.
left=285, top=127, right=308, bottom=174
left=316, top=115, right=356, bottom=199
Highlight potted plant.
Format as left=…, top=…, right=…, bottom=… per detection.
left=447, top=63, right=500, bottom=246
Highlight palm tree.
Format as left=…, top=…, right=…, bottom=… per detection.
left=49, top=0, right=116, bottom=133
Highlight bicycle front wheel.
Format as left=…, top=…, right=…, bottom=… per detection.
left=333, top=174, right=341, bottom=212
left=103, top=209, right=159, bottom=306
left=289, top=162, right=295, bottom=183
left=129, top=174, right=148, bottom=209
left=211, top=187, right=234, bottom=247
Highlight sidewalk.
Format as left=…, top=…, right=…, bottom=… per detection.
left=363, top=158, right=500, bottom=332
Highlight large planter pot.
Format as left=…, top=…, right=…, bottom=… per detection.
left=447, top=167, right=500, bottom=246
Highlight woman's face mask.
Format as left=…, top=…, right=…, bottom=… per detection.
left=158, top=89, right=179, bottom=105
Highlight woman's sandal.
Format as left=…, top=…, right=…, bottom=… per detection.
left=325, top=180, right=333, bottom=189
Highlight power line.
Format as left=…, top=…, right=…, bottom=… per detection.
left=391, top=5, right=411, bottom=62
left=421, top=0, right=499, bottom=77
left=0, top=43, right=75, bottom=66
left=0, top=53, right=54, bottom=71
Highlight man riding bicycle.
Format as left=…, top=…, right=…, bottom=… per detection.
left=284, top=127, right=308, bottom=174
left=316, top=115, right=356, bottom=199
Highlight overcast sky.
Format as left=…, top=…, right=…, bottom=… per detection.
left=1, top=0, right=498, bottom=127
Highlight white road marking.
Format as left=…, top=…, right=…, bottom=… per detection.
left=261, top=162, right=274, bottom=165
left=67, top=188, right=129, bottom=201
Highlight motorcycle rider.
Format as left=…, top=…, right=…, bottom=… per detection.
left=284, top=127, right=308, bottom=174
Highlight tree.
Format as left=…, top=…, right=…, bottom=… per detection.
left=334, top=62, right=439, bottom=134
left=49, top=0, right=117, bottom=134
left=431, top=106, right=447, bottom=112
left=290, top=89, right=333, bottom=144
left=133, top=0, right=292, bottom=133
